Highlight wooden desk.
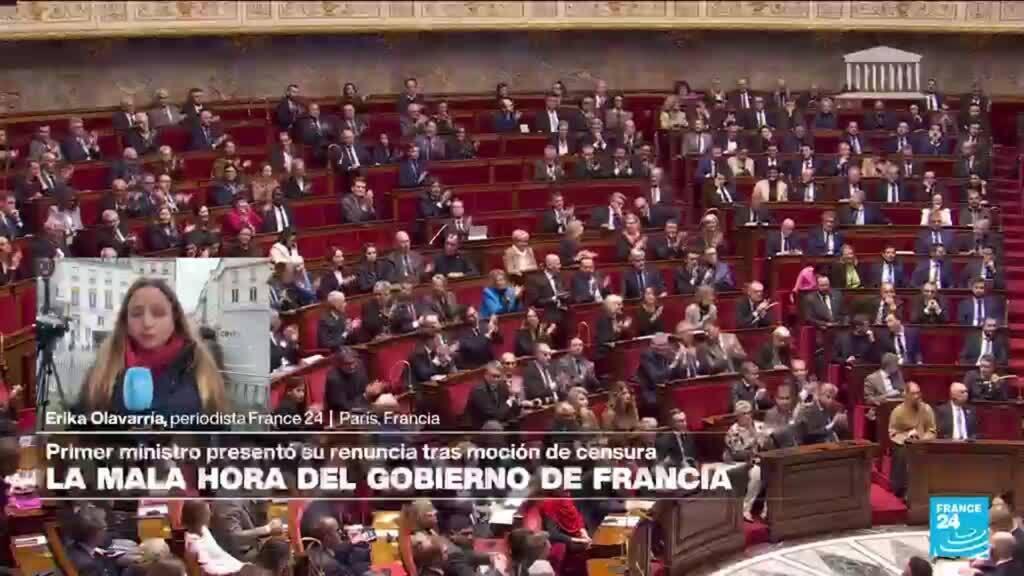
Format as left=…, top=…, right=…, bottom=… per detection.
left=905, top=439, right=1024, bottom=524
left=760, top=440, right=877, bottom=541
left=657, top=368, right=789, bottom=431
left=648, top=487, right=744, bottom=574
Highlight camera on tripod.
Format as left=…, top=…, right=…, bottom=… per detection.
left=36, top=314, right=70, bottom=350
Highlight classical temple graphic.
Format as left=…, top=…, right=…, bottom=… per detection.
left=840, top=46, right=926, bottom=99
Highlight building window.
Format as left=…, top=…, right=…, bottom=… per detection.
left=104, top=290, right=113, bottom=310
left=88, top=289, right=97, bottom=309
left=249, top=287, right=257, bottom=302
left=231, top=289, right=239, bottom=303
left=232, top=270, right=240, bottom=284
left=162, top=264, right=171, bottom=276
left=97, top=316, right=104, bottom=328
left=71, top=287, right=80, bottom=306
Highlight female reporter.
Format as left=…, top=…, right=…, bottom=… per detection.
left=78, top=278, right=229, bottom=423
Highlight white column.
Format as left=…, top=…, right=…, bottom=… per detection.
left=896, top=64, right=903, bottom=91
left=871, top=65, right=877, bottom=91
left=847, top=62, right=852, bottom=90
left=915, top=63, right=920, bottom=91
left=854, top=65, right=861, bottom=91
left=889, top=64, right=896, bottom=92
left=880, top=64, right=886, bottom=92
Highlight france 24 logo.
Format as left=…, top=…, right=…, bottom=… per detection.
left=929, top=496, right=989, bottom=559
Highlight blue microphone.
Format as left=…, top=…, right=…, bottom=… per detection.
left=123, top=367, right=154, bottom=412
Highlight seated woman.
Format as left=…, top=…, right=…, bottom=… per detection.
left=371, top=132, right=398, bottom=165
left=0, top=236, right=23, bottom=286
left=514, top=307, right=554, bottom=357
left=221, top=197, right=263, bottom=238
left=182, top=501, right=247, bottom=576
left=447, top=125, right=479, bottom=160
left=251, top=163, right=280, bottom=207
left=210, top=139, right=252, bottom=179
left=269, top=229, right=303, bottom=267
left=76, top=278, right=229, bottom=427
left=566, top=386, right=599, bottom=430
left=684, top=285, right=719, bottom=326
left=695, top=212, right=728, bottom=254
left=658, top=95, right=688, bottom=131
left=595, top=295, right=631, bottom=361
left=144, top=206, right=181, bottom=252
left=601, top=382, right=639, bottom=432
left=353, top=243, right=390, bottom=294
left=633, top=287, right=665, bottom=336
left=208, top=163, right=244, bottom=207
left=558, top=220, right=596, bottom=265
left=317, top=247, right=356, bottom=300
left=615, top=213, right=647, bottom=261
left=481, top=269, right=522, bottom=319
left=503, top=229, right=538, bottom=279
left=920, top=192, right=953, bottom=226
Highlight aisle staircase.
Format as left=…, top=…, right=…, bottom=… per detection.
left=995, top=147, right=1024, bottom=377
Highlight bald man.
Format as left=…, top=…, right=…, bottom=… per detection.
left=935, top=381, right=977, bottom=441
left=526, top=253, right=568, bottom=324
left=737, top=281, right=774, bottom=328
left=387, top=230, right=430, bottom=282
left=317, top=291, right=361, bottom=349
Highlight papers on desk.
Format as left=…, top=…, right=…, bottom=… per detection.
left=6, top=469, right=37, bottom=494
left=13, top=535, right=46, bottom=548
left=137, top=503, right=169, bottom=518
left=489, top=496, right=526, bottom=526
left=601, top=515, right=640, bottom=529
left=18, top=435, right=34, bottom=448
left=302, top=354, right=324, bottom=365
left=624, top=500, right=655, bottom=513
left=934, top=560, right=970, bottom=576
left=895, top=250, right=915, bottom=256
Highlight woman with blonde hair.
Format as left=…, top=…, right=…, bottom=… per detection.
left=78, top=278, right=229, bottom=424
left=567, top=387, right=599, bottom=430
left=697, top=212, right=727, bottom=254
left=601, top=381, right=639, bottom=432
left=558, top=219, right=595, bottom=264
left=659, top=96, right=688, bottom=131
left=403, top=499, right=439, bottom=537
left=503, top=229, right=538, bottom=278
left=685, top=285, right=719, bottom=326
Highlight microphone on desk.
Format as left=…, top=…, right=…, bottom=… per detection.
left=429, top=224, right=449, bottom=246
left=123, top=367, right=154, bottom=412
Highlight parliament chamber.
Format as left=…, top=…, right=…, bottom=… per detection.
left=5, top=5, right=1024, bottom=576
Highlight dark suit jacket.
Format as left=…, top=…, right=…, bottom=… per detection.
left=655, top=432, right=698, bottom=466
left=275, top=97, right=302, bottom=129
left=144, top=224, right=180, bottom=252
left=67, top=541, right=120, bottom=576
left=298, top=115, right=336, bottom=148
left=539, top=208, right=569, bottom=234
left=409, top=341, right=455, bottom=383
left=765, top=231, right=803, bottom=256
left=398, top=159, right=427, bottom=188
left=802, top=289, right=844, bottom=326
left=869, top=260, right=907, bottom=288
left=674, top=265, right=703, bottom=295
left=965, top=369, right=1010, bottom=401
left=813, top=112, right=838, bottom=130
left=622, top=267, right=665, bottom=299
left=523, top=361, right=561, bottom=403
left=805, top=227, right=845, bottom=256
left=910, top=259, right=955, bottom=289
left=649, top=234, right=686, bottom=261
left=736, top=298, right=774, bottom=329
left=873, top=180, right=915, bottom=203
left=95, top=225, right=132, bottom=256
left=935, top=402, right=978, bottom=440
left=493, top=111, right=519, bottom=133
left=957, top=296, right=1004, bottom=326
left=317, top=310, right=357, bottom=349
left=336, top=143, right=369, bottom=173
left=637, top=349, right=684, bottom=407
left=959, top=333, right=1009, bottom=365
left=570, top=271, right=608, bottom=304
left=878, top=328, right=924, bottom=364
left=587, top=206, right=622, bottom=230
left=955, top=156, right=991, bottom=179
left=467, top=381, right=518, bottom=429
left=282, top=176, right=312, bottom=199
left=862, top=111, right=894, bottom=131
left=260, top=204, right=297, bottom=234
left=837, top=204, right=889, bottom=226
left=914, top=135, right=951, bottom=156
left=910, top=294, right=950, bottom=324
left=188, top=123, right=222, bottom=151
left=61, top=136, right=100, bottom=163
left=549, top=135, right=579, bottom=156
left=0, top=213, right=24, bottom=240
left=914, top=229, right=955, bottom=255
left=961, top=260, right=1005, bottom=290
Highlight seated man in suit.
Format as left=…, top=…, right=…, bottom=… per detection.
left=681, top=118, right=713, bottom=156
left=466, top=361, right=523, bottom=429
left=699, top=321, right=747, bottom=375
left=838, top=189, right=888, bottom=226
left=863, top=99, right=893, bottom=131
left=754, top=144, right=784, bottom=179
left=409, top=314, right=457, bottom=383
left=66, top=505, right=123, bottom=576
left=766, top=218, right=803, bottom=256
left=574, top=144, right=605, bottom=180
left=656, top=409, right=698, bottom=467
left=533, top=144, right=566, bottom=182
left=886, top=121, right=914, bottom=155
left=805, top=210, right=844, bottom=256
left=874, top=163, right=913, bottom=204
left=730, top=361, right=774, bottom=411
left=638, top=333, right=689, bottom=414
left=703, top=171, right=741, bottom=209
left=699, top=247, right=735, bottom=291
left=915, top=210, right=956, bottom=256
left=736, top=281, right=774, bottom=329
left=623, top=248, right=667, bottom=299
left=414, top=120, right=447, bottom=162
left=340, top=177, right=378, bottom=224
left=910, top=282, right=949, bottom=324
left=570, top=256, right=610, bottom=304
left=432, top=234, right=478, bottom=279
left=935, top=382, right=977, bottom=441
left=965, top=355, right=1009, bottom=401
left=915, top=123, right=950, bottom=156
left=554, top=337, right=600, bottom=392
left=649, top=218, right=687, bottom=260
left=864, top=279, right=904, bottom=326
left=962, top=245, right=1004, bottom=289
left=835, top=165, right=866, bottom=201
left=960, top=317, right=1008, bottom=366
left=756, top=326, right=794, bottom=370
left=493, top=98, right=522, bottom=133
left=387, top=230, right=431, bottom=283
left=454, top=306, right=500, bottom=369
left=880, top=313, right=923, bottom=365
left=864, top=352, right=905, bottom=410
left=802, top=274, right=844, bottom=329
left=959, top=189, right=989, bottom=227
left=261, top=190, right=297, bottom=235
left=911, top=243, right=954, bottom=289
left=734, top=190, right=774, bottom=229
left=674, top=249, right=704, bottom=295
left=523, top=343, right=563, bottom=404
left=825, top=141, right=854, bottom=177
left=96, top=208, right=135, bottom=257
left=959, top=216, right=1002, bottom=257
left=788, top=146, right=820, bottom=183
left=335, top=127, right=368, bottom=174
left=695, top=145, right=727, bottom=185
left=189, top=109, right=227, bottom=151
left=844, top=120, right=868, bottom=156
left=954, top=141, right=990, bottom=179
left=870, top=245, right=906, bottom=288
left=958, top=276, right=1004, bottom=327
left=318, top=291, right=361, bottom=349
left=812, top=97, right=837, bottom=129
left=833, top=314, right=883, bottom=366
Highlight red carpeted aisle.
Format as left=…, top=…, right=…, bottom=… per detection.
left=995, top=149, right=1024, bottom=377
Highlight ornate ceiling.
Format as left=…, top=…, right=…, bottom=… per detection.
left=1, top=1, right=1023, bottom=39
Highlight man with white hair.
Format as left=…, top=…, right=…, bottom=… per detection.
left=387, top=230, right=430, bottom=282
left=987, top=531, right=1021, bottom=575
left=524, top=343, right=561, bottom=403
left=61, top=117, right=101, bottom=163
left=554, top=337, right=599, bottom=391
left=737, top=281, right=774, bottom=328
left=527, top=253, right=567, bottom=324
left=148, top=88, right=184, bottom=128
left=623, top=248, right=666, bottom=299
left=317, top=291, right=361, bottom=349
left=935, top=381, right=976, bottom=441
left=96, top=208, right=133, bottom=256
left=767, top=218, right=802, bottom=256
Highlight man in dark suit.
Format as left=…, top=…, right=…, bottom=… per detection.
left=335, top=128, right=368, bottom=174
left=61, top=118, right=101, bottom=163
left=414, top=120, right=447, bottom=162
left=787, top=144, right=820, bottom=180
left=781, top=124, right=815, bottom=155
left=454, top=307, right=500, bottom=369
left=695, top=145, right=727, bottom=186
left=958, top=277, right=1004, bottom=327
left=832, top=315, right=882, bottom=365
left=656, top=409, right=698, bottom=467
left=874, top=164, right=913, bottom=204
left=324, top=349, right=372, bottom=413
left=879, top=314, right=923, bottom=365
left=914, top=212, right=956, bottom=255
left=806, top=210, right=844, bottom=256
left=649, top=219, right=687, bottom=261
left=275, top=84, right=303, bottom=131
left=188, top=110, right=226, bottom=151
left=675, top=250, right=704, bottom=295
left=915, top=124, right=951, bottom=156
left=870, top=245, right=906, bottom=288
left=387, top=231, right=430, bottom=283
left=522, top=343, right=562, bottom=403
left=539, top=191, right=572, bottom=234
left=466, top=361, right=522, bottom=429
left=95, top=208, right=133, bottom=257
left=703, top=172, right=741, bottom=209
left=960, top=317, right=1008, bottom=366
left=736, top=281, right=774, bottom=329
left=766, top=218, right=803, bottom=256
left=535, top=93, right=563, bottom=134
left=341, top=177, right=378, bottom=224
left=954, top=141, right=990, bottom=179
left=66, top=506, right=121, bottom=576
left=622, top=248, right=666, bottom=299
left=965, top=356, right=1008, bottom=401
left=533, top=144, right=566, bottom=183
left=261, top=190, right=297, bottom=234
left=910, top=282, right=949, bottom=324
left=398, top=143, right=427, bottom=188
left=493, top=98, right=521, bottom=133
left=526, top=254, right=568, bottom=324
left=844, top=120, right=868, bottom=155
left=802, top=274, right=844, bottom=328
left=111, top=96, right=136, bottom=133
left=408, top=315, right=457, bottom=383
left=573, top=144, right=605, bottom=180
left=961, top=245, right=1004, bottom=289
left=922, top=78, right=944, bottom=113
left=317, top=292, right=360, bottom=349
left=728, top=77, right=755, bottom=111
left=886, top=121, right=914, bottom=155
left=911, top=244, right=954, bottom=289
left=837, top=189, right=888, bottom=226
left=638, top=334, right=688, bottom=414
left=862, top=100, right=893, bottom=131
left=813, top=97, right=837, bottom=129
left=935, top=382, right=977, bottom=440
left=297, top=103, right=336, bottom=155
left=959, top=189, right=988, bottom=227
left=570, top=257, right=610, bottom=304
left=396, top=77, right=424, bottom=113
left=282, top=158, right=313, bottom=199
left=834, top=165, right=866, bottom=201
left=0, top=195, right=24, bottom=240
left=588, top=192, right=625, bottom=231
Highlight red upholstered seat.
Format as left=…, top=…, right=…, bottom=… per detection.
left=227, top=124, right=270, bottom=148
left=430, top=162, right=491, bottom=186
left=665, top=382, right=732, bottom=429
left=70, top=164, right=109, bottom=192
left=976, top=405, right=1023, bottom=440
left=158, top=127, right=190, bottom=152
